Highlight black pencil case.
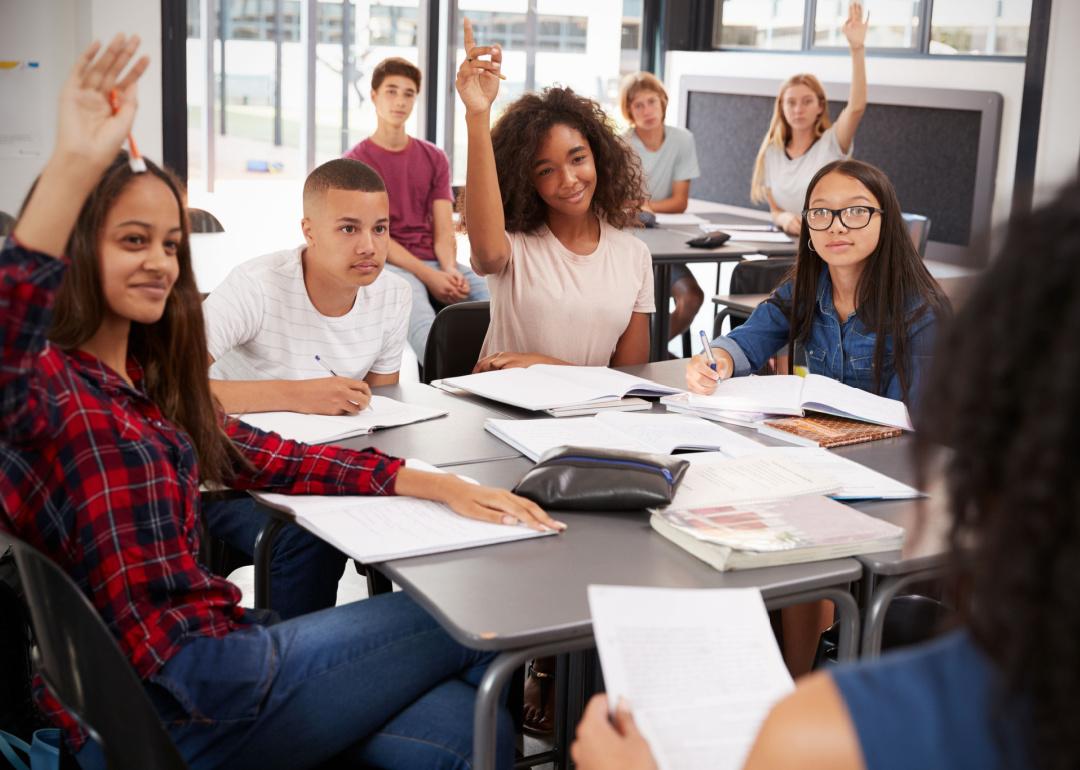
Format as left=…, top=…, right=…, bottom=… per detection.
left=512, top=446, right=690, bottom=511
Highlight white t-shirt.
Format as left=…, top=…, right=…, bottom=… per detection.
left=764, top=126, right=851, bottom=215
left=623, top=124, right=700, bottom=201
left=475, top=221, right=655, bottom=367
left=204, top=246, right=411, bottom=382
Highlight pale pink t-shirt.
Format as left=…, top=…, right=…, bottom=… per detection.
left=475, top=220, right=655, bottom=366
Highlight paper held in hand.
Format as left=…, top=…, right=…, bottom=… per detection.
left=251, top=460, right=556, bottom=563
left=687, top=374, right=913, bottom=431
left=435, top=365, right=680, bottom=411
left=233, top=395, right=447, bottom=444
left=588, top=585, right=794, bottom=770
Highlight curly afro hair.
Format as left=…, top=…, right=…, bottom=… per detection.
left=459, top=86, right=645, bottom=233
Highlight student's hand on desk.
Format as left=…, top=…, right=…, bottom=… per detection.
left=685, top=350, right=733, bottom=394
left=473, top=352, right=562, bottom=372
left=424, top=267, right=470, bottom=304
left=434, top=475, right=567, bottom=532
left=287, top=377, right=372, bottom=415
left=456, top=18, right=503, bottom=115
left=571, top=695, right=657, bottom=770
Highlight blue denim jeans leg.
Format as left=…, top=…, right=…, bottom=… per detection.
left=75, top=592, right=513, bottom=770
left=201, top=495, right=347, bottom=619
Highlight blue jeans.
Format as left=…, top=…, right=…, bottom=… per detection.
left=202, top=496, right=346, bottom=620
left=76, top=592, right=514, bottom=770
left=385, top=263, right=489, bottom=359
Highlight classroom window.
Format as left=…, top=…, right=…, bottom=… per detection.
left=813, top=0, right=923, bottom=51
left=712, top=0, right=806, bottom=50
left=930, top=0, right=1031, bottom=55
left=369, top=5, right=419, bottom=47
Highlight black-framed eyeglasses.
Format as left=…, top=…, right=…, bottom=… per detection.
left=802, top=206, right=884, bottom=231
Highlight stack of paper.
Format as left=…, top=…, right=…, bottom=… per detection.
left=702, top=223, right=793, bottom=244
left=484, top=412, right=765, bottom=461
left=589, top=586, right=794, bottom=770
left=234, top=395, right=448, bottom=444
left=435, top=365, right=681, bottom=412
left=252, top=460, right=556, bottom=563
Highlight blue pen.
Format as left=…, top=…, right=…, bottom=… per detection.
left=698, top=330, right=718, bottom=372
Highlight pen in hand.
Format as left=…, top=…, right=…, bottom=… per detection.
left=315, top=355, right=373, bottom=411
left=698, top=331, right=718, bottom=373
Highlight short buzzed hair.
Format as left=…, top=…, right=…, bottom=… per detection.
left=372, top=57, right=421, bottom=91
left=303, top=159, right=385, bottom=209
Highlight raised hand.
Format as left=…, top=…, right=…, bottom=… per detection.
left=843, top=2, right=869, bottom=50
left=455, top=17, right=503, bottom=115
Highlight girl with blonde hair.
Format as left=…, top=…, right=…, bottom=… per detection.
left=751, top=2, right=869, bottom=236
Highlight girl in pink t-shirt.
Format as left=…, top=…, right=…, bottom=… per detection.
left=456, top=19, right=654, bottom=372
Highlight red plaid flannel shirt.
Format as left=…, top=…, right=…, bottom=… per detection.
left=0, top=240, right=403, bottom=748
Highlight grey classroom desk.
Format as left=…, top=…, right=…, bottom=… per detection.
left=633, top=213, right=795, bottom=361
left=621, top=358, right=952, bottom=658
left=376, top=456, right=863, bottom=770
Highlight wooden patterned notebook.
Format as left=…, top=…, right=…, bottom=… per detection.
left=759, top=414, right=904, bottom=448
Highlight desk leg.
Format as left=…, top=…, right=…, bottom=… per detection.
left=765, top=587, right=861, bottom=662
left=651, top=263, right=672, bottom=362
left=861, top=567, right=946, bottom=659
left=252, top=517, right=286, bottom=610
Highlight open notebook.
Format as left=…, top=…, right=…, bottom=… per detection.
left=687, top=374, right=913, bottom=430
left=234, top=396, right=447, bottom=444
left=435, top=365, right=681, bottom=411
left=589, top=586, right=794, bottom=770
left=251, top=460, right=555, bottom=563
left=484, top=412, right=764, bottom=462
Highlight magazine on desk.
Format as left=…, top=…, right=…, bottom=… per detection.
left=233, top=395, right=447, bottom=444
left=252, top=460, right=556, bottom=563
left=434, top=365, right=680, bottom=411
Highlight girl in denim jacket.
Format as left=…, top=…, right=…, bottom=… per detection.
left=687, top=159, right=948, bottom=412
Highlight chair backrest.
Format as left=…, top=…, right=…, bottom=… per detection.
left=188, top=208, right=225, bottom=233
left=901, top=212, right=931, bottom=257
left=422, top=300, right=490, bottom=383
left=730, top=257, right=795, bottom=295
left=0, top=211, right=14, bottom=237
left=0, top=532, right=188, bottom=770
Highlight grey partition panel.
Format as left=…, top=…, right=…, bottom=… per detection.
left=679, top=76, right=1002, bottom=267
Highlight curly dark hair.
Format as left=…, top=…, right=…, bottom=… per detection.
left=916, top=179, right=1080, bottom=770
left=458, top=86, right=644, bottom=232
left=771, top=159, right=950, bottom=402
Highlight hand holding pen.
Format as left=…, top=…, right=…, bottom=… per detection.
left=685, top=332, right=734, bottom=395
left=283, top=355, right=372, bottom=415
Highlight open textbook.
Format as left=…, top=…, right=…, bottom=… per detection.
left=435, top=365, right=680, bottom=411
left=589, top=586, right=794, bottom=770
left=234, top=396, right=447, bottom=444
left=686, top=374, right=913, bottom=431
left=484, top=412, right=764, bottom=461
left=252, top=460, right=555, bottom=562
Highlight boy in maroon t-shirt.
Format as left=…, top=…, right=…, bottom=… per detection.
left=345, top=57, right=488, bottom=360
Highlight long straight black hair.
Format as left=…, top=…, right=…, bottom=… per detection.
left=776, top=159, right=949, bottom=400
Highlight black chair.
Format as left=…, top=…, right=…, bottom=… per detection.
left=0, top=211, right=14, bottom=237
left=712, top=257, right=795, bottom=338
left=0, top=532, right=188, bottom=770
left=188, top=208, right=225, bottom=233
left=422, top=300, right=490, bottom=384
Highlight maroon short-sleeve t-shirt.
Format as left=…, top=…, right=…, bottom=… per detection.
left=344, top=137, right=453, bottom=261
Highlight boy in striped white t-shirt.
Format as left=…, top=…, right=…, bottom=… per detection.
left=201, top=158, right=411, bottom=618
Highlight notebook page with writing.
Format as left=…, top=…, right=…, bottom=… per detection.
left=595, top=412, right=765, bottom=455
left=687, top=375, right=805, bottom=415
left=751, top=447, right=921, bottom=500
left=664, top=452, right=840, bottom=508
left=529, top=365, right=682, bottom=398
left=484, top=417, right=649, bottom=461
left=800, top=374, right=913, bottom=430
left=234, top=396, right=447, bottom=444
left=588, top=586, right=794, bottom=770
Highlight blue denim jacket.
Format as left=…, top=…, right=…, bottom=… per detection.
left=712, top=270, right=938, bottom=408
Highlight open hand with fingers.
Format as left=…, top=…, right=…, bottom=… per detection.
left=843, top=2, right=869, bottom=49
left=455, top=17, right=504, bottom=115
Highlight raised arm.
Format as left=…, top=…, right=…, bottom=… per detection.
left=832, top=2, right=868, bottom=154
left=456, top=18, right=511, bottom=275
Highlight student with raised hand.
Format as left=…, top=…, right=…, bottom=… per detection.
left=751, top=2, right=868, bottom=236
left=0, top=36, right=562, bottom=770
left=574, top=179, right=1080, bottom=770
left=206, top=158, right=409, bottom=417
left=457, top=18, right=654, bottom=374
left=345, top=57, right=488, bottom=360
left=620, top=72, right=704, bottom=346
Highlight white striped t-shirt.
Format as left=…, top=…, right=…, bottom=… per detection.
left=204, top=246, right=411, bottom=382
